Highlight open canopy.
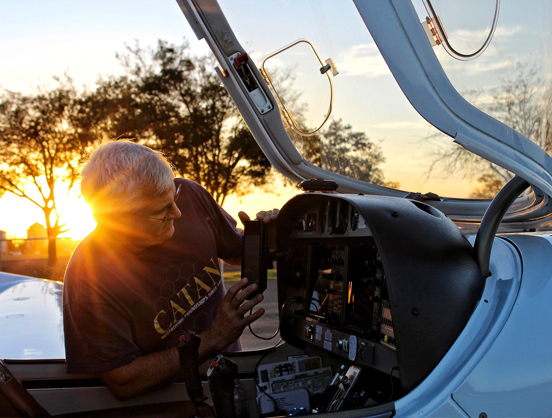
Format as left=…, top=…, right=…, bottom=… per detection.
left=176, top=0, right=552, bottom=229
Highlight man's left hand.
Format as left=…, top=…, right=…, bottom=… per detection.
left=238, top=209, right=279, bottom=250
left=238, top=209, right=279, bottom=225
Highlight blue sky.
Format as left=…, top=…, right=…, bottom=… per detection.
left=1, top=0, right=207, bottom=93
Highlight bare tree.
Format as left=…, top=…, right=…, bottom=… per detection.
left=488, top=63, right=552, bottom=153
left=425, top=63, right=552, bottom=197
left=0, top=78, right=92, bottom=275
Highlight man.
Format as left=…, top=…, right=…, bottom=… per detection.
left=63, top=140, right=277, bottom=400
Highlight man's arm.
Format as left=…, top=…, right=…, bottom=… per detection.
left=100, top=278, right=264, bottom=400
left=100, top=347, right=181, bottom=400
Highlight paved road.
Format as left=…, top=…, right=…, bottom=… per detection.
left=239, top=279, right=281, bottom=351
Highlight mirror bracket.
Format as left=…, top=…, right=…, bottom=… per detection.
left=320, top=58, right=339, bottom=76
left=229, top=52, right=273, bottom=114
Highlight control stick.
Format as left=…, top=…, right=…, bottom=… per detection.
left=207, top=354, right=238, bottom=418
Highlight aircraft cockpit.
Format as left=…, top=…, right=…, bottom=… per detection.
left=175, top=0, right=552, bottom=415
left=231, top=189, right=482, bottom=414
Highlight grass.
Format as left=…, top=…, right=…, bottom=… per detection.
left=224, top=270, right=277, bottom=282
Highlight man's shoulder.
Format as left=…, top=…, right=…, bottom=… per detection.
left=174, top=178, right=219, bottom=209
left=69, top=229, right=103, bottom=260
left=65, top=230, right=118, bottom=285
left=174, top=178, right=213, bottom=199
left=175, top=178, right=208, bottom=195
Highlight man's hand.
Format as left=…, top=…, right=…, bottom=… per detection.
left=238, top=209, right=279, bottom=225
left=199, top=278, right=265, bottom=359
left=238, top=209, right=279, bottom=250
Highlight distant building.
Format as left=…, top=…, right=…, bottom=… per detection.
left=0, top=230, right=7, bottom=255
left=27, top=223, right=47, bottom=239
left=27, top=223, right=47, bottom=255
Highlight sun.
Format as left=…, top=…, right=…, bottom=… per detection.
left=58, top=196, right=97, bottom=239
left=55, top=187, right=96, bottom=239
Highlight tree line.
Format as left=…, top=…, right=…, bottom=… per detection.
left=0, top=39, right=391, bottom=275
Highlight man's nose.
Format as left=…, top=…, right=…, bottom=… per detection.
left=169, top=202, right=182, bottom=220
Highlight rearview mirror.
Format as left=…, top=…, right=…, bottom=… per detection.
left=261, top=38, right=337, bottom=136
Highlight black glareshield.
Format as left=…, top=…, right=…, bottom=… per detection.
left=241, top=220, right=269, bottom=300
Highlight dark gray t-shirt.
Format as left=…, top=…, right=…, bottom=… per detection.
left=63, top=179, right=243, bottom=374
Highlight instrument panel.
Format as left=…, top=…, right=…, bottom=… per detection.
left=278, top=197, right=398, bottom=376
left=276, top=193, right=484, bottom=391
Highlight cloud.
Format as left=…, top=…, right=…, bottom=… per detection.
left=435, top=40, right=513, bottom=77
left=336, top=44, right=390, bottom=78
left=430, top=24, right=525, bottom=75
left=454, top=59, right=512, bottom=77
left=451, top=25, right=523, bottom=45
left=334, top=25, right=524, bottom=80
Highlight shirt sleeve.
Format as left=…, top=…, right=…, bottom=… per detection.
left=183, top=180, right=244, bottom=261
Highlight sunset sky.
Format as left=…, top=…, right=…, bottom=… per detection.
left=0, top=1, right=299, bottom=238
left=1, top=0, right=550, bottom=238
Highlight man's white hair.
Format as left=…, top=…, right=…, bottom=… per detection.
left=81, top=140, right=175, bottom=221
